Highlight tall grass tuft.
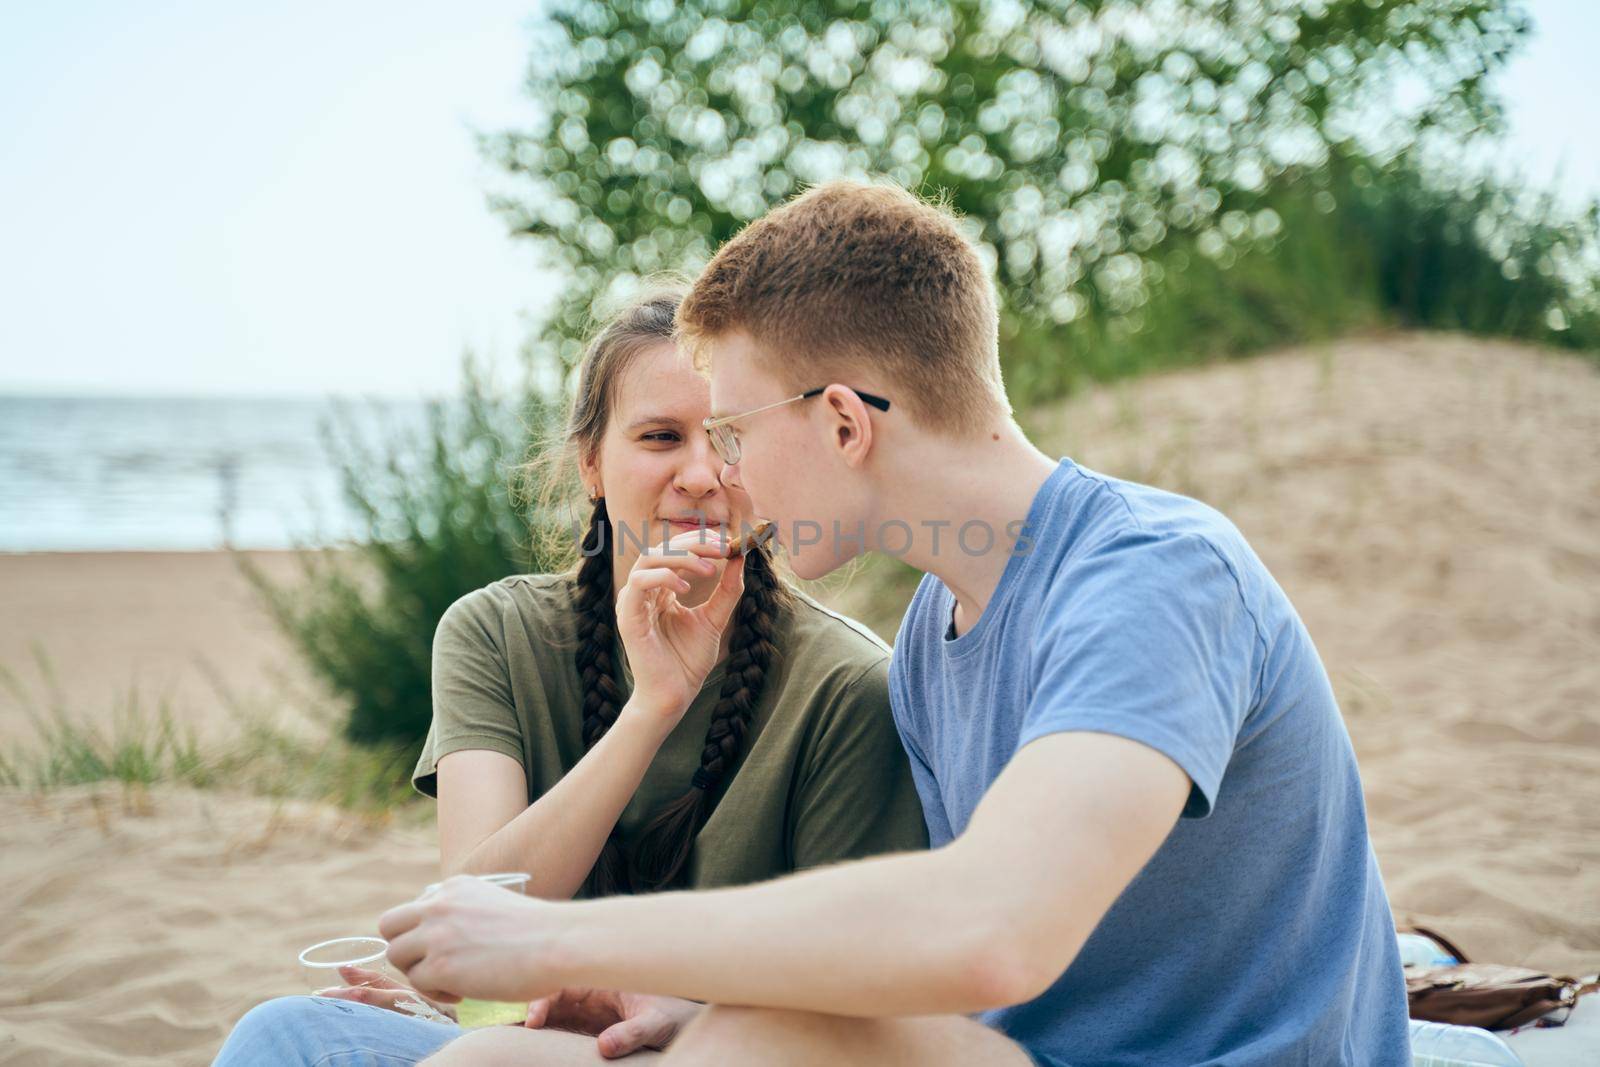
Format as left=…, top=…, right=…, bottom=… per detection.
left=0, top=663, right=212, bottom=790
left=241, top=362, right=566, bottom=749
left=0, top=664, right=421, bottom=813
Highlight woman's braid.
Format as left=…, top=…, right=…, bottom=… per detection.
left=572, top=499, right=631, bottom=896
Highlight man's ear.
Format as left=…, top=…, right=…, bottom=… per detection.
left=821, top=384, right=874, bottom=468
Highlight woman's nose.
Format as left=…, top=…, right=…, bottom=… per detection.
left=674, top=439, right=723, bottom=497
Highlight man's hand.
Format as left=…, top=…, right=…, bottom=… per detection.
left=379, top=875, right=558, bottom=1004
left=525, top=987, right=702, bottom=1058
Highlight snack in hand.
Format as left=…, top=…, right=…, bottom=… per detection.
left=726, top=520, right=775, bottom=556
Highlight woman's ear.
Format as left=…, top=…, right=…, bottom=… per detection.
left=578, top=452, right=603, bottom=501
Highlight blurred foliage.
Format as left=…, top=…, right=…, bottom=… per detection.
left=1001, top=149, right=1600, bottom=396
left=485, top=0, right=1596, bottom=399
left=1337, top=153, right=1598, bottom=343
left=242, top=365, right=563, bottom=747
left=252, top=0, right=1600, bottom=761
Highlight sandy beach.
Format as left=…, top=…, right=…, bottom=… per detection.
left=2, top=332, right=1597, bottom=1064
left=0, top=787, right=435, bottom=1066
left=0, top=550, right=328, bottom=745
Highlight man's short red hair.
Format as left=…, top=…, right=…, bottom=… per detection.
left=677, top=181, right=1009, bottom=434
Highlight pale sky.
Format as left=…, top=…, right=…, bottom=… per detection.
left=1, top=1, right=1595, bottom=400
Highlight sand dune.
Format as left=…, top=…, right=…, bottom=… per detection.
left=1, top=332, right=1596, bottom=1063
left=1027, top=332, right=1599, bottom=975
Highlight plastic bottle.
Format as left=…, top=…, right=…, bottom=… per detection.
left=1408, top=1019, right=1525, bottom=1066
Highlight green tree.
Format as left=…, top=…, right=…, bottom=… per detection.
left=483, top=0, right=1583, bottom=401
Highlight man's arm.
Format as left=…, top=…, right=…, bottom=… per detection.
left=385, top=731, right=1188, bottom=1017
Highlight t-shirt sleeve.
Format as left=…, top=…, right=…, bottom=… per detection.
left=1017, top=532, right=1261, bottom=818
left=789, top=658, right=931, bottom=869
left=888, top=650, right=955, bottom=846
left=411, top=589, right=526, bottom=798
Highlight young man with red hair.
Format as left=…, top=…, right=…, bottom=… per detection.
left=382, top=181, right=1410, bottom=1066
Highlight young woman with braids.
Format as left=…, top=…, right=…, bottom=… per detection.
left=211, top=287, right=927, bottom=1067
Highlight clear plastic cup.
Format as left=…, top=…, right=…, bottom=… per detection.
left=298, top=936, right=389, bottom=992
left=481, top=872, right=530, bottom=894
left=412, top=871, right=533, bottom=1027
left=419, top=871, right=531, bottom=898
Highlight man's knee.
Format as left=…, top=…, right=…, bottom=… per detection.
left=664, top=1006, right=1034, bottom=1067
left=669, top=1004, right=768, bottom=1056
left=420, top=1024, right=619, bottom=1066
left=666, top=1004, right=844, bottom=1063
left=419, top=1026, right=528, bottom=1066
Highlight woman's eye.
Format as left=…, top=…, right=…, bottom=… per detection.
left=642, top=432, right=680, bottom=443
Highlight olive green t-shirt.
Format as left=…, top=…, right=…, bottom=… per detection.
left=412, top=573, right=928, bottom=890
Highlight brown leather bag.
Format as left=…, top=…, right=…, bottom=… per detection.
left=1401, top=926, right=1599, bottom=1031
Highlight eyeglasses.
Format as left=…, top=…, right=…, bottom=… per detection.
left=702, top=386, right=891, bottom=466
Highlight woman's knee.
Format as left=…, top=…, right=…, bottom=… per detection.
left=213, top=996, right=330, bottom=1065
left=245, top=994, right=327, bottom=1024
left=213, top=994, right=461, bottom=1067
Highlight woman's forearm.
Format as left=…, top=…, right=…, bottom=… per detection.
left=454, top=699, right=674, bottom=898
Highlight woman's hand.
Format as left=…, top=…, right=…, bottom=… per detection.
left=525, top=987, right=702, bottom=1058
left=316, top=965, right=458, bottom=1023
left=614, top=530, right=745, bottom=721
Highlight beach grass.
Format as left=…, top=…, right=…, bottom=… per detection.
left=0, top=659, right=421, bottom=814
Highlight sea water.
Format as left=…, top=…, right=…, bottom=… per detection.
left=0, top=394, right=436, bottom=550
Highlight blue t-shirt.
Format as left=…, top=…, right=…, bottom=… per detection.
left=888, top=459, right=1409, bottom=1067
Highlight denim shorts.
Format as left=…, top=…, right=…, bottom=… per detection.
left=212, top=995, right=463, bottom=1066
